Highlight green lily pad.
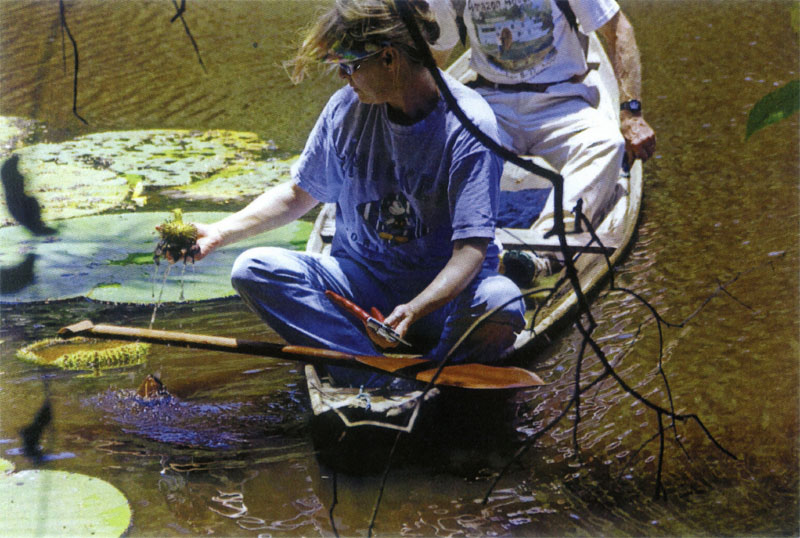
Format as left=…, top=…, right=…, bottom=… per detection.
left=0, top=211, right=312, bottom=303
left=16, top=337, right=150, bottom=371
left=163, top=154, right=298, bottom=202
left=1, top=129, right=289, bottom=225
left=0, top=116, right=40, bottom=159
left=2, top=159, right=129, bottom=227
left=0, top=469, right=131, bottom=537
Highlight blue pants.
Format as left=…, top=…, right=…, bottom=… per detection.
left=230, top=247, right=525, bottom=387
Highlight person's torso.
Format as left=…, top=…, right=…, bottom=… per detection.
left=464, top=0, right=595, bottom=84
left=295, top=76, right=502, bottom=282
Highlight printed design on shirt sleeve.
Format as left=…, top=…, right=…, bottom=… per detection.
left=469, top=0, right=557, bottom=74
left=358, top=192, right=429, bottom=245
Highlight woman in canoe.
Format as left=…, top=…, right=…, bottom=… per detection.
left=189, top=0, right=525, bottom=387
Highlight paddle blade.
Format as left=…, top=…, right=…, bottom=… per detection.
left=418, top=363, right=544, bottom=389
left=354, top=355, right=544, bottom=389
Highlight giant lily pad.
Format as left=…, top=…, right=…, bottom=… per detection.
left=1, top=129, right=292, bottom=225
left=0, top=116, right=40, bottom=159
left=16, top=337, right=150, bottom=372
left=163, top=154, right=297, bottom=202
left=0, top=469, right=131, bottom=537
left=0, top=211, right=312, bottom=303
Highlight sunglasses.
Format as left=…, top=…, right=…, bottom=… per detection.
left=336, top=48, right=384, bottom=76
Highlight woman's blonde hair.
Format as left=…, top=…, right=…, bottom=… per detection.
left=288, top=0, right=439, bottom=83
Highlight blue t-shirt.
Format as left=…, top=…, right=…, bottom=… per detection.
left=292, top=73, right=503, bottom=284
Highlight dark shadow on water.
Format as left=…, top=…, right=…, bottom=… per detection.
left=310, top=389, right=527, bottom=478
left=0, top=253, right=36, bottom=294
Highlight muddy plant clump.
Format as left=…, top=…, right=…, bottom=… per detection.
left=154, top=208, right=199, bottom=265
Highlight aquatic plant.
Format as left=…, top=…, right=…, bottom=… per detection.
left=154, top=208, right=199, bottom=265
left=16, top=337, right=150, bottom=371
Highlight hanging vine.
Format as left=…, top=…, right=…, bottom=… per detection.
left=58, top=0, right=87, bottom=125
left=57, top=0, right=206, bottom=126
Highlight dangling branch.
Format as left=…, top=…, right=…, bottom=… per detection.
left=170, top=0, right=207, bottom=73
left=336, top=2, right=765, bottom=531
left=328, top=470, right=340, bottom=538
left=59, top=0, right=88, bottom=125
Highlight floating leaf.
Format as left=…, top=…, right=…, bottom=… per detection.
left=745, top=79, right=800, bottom=139
left=1, top=128, right=288, bottom=225
left=0, top=469, right=131, bottom=537
left=163, top=155, right=298, bottom=202
left=0, top=116, right=41, bottom=159
left=16, top=337, right=150, bottom=371
left=0, top=211, right=312, bottom=303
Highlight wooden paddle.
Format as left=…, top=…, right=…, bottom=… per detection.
left=58, top=320, right=545, bottom=390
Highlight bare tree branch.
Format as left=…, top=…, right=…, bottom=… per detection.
left=170, top=0, right=207, bottom=73
left=59, top=0, right=88, bottom=124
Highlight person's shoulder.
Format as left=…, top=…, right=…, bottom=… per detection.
left=441, top=72, right=496, bottom=126
left=321, top=85, right=361, bottom=121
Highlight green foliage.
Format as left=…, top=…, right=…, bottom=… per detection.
left=0, top=469, right=131, bottom=537
left=745, top=79, right=800, bottom=140
left=0, top=211, right=312, bottom=303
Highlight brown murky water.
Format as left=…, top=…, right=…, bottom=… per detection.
left=1, top=0, right=798, bottom=536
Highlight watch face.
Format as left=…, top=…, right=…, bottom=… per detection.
left=623, top=100, right=641, bottom=113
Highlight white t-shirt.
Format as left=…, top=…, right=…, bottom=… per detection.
left=428, top=0, right=619, bottom=84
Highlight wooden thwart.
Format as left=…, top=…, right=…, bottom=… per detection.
left=58, top=320, right=544, bottom=390
left=495, top=228, right=617, bottom=254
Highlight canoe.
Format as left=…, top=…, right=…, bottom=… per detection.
left=303, top=34, right=643, bottom=463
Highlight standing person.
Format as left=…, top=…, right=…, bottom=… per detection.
left=188, top=0, right=525, bottom=387
left=425, top=0, right=656, bottom=278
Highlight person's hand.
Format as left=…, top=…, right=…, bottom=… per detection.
left=620, top=114, right=656, bottom=164
left=377, top=303, right=419, bottom=349
left=192, top=222, right=223, bottom=262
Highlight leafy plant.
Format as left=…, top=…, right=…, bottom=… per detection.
left=745, top=3, right=799, bottom=140
left=745, top=79, right=800, bottom=140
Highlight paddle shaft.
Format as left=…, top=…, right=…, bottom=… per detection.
left=58, top=320, right=545, bottom=390
left=59, top=320, right=396, bottom=371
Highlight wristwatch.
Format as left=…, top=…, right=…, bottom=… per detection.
left=620, top=99, right=642, bottom=116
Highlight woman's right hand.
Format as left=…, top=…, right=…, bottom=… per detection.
left=192, top=222, right=224, bottom=261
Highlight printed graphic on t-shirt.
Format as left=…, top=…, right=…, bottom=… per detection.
left=468, top=0, right=556, bottom=75
left=358, top=192, right=429, bottom=245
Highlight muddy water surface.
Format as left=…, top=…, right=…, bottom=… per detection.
left=1, top=0, right=798, bottom=536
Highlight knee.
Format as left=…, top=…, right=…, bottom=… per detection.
left=481, top=275, right=526, bottom=330
left=230, top=247, right=285, bottom=292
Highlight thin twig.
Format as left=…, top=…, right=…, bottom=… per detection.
left=328, top=470, right=340, bottom=538
left=170, top=0, right=207, bottom=73
left=59, top=0, right=88, bottom=124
